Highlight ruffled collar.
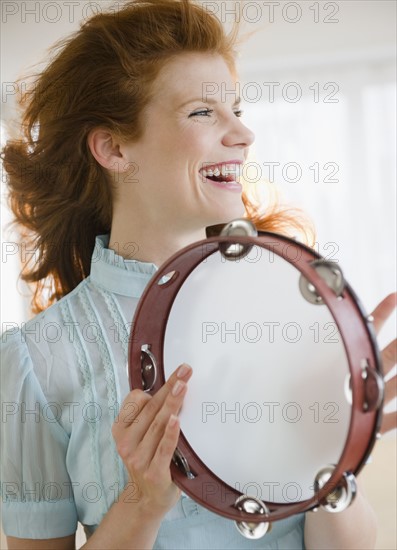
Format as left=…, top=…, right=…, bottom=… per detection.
left=89, top=234, right=159, bottom=297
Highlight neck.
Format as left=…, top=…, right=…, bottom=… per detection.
left=108, top=218, right=206, bottom=267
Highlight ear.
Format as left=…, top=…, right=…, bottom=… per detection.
left=87, top=128, right=125, bottom=172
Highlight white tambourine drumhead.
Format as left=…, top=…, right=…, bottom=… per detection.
left=129, top=227, right=383, bottom=525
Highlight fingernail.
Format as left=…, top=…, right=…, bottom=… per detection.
left=172, top=380, right=185, bottom=396
left=177, top=363, right=191, bottom=379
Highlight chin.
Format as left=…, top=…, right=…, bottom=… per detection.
left=195, top=196, right=246, bottom=234
left=211, top=200, right=246, bottom=226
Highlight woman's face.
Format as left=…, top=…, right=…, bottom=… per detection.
left=119, top=52, right=255, bottom=232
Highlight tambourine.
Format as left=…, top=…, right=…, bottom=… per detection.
left=128, top=219, right=384, bottom=539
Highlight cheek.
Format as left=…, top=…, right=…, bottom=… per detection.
left=143, top=124, right=214, bottom=173
left=179, top=132, right=215, bottom=170
left=179, top=124, right=213, bottom=154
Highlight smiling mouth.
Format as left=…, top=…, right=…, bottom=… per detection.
left=199, top=163, right=242, bottom=185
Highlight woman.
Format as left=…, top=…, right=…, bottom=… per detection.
left=1, top=1, right=396, bottom=549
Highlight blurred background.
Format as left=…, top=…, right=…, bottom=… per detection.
left=1, top=1, right=396, bottom=548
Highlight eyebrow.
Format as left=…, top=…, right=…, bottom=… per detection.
left=178, top=97, right=242, bottom=109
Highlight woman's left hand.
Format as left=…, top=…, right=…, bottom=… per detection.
left=370, top=292, right=397, bottom=435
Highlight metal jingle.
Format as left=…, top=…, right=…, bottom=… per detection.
left=344, top=361, right=384, bottom=412
left=172, top=448, right=196, bottom=479
left=313, top=261, right=345, bottom=296
left=140, top=344, right=157, bottom=392
left=219, top=219, right=258, bottom=261
left=234, top=495, right=271, bottom=539
left=314, top=466, right=357, bottom=513
left=299, top=260, right=345, bottom=305
left=361, top=359, right=384, bottom=412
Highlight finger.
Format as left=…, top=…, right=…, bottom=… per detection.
left=149, top=413, right=181, bottom=481
left=371, top=293, right=397, bottom=334
left=384, top=377, right=397, bottom=404
left=381, top=339, right=397, bottom=377
left=124, top=383, right=187, bottom=477
left=115, top=363, right=192, bottom=431
left=380, top=412, right=397, bottom=435
left=134, top=379, right=188, bottom=461
left=115, top=381, right=187, bottom=466
left=153, top=363, right=193, bottom=405
left=126, top=363, right=192, bottom=437
left=113, top=390, right=152, bottom=437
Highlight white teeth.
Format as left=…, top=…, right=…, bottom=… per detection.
left=201, top=163, right=242, bottom=180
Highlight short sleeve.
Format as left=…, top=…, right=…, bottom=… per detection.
left=1, top=330, right=78, bottom=539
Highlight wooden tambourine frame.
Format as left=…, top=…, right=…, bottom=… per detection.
left=129, top=220, right=383, bottom=538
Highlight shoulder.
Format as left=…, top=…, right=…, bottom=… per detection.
left=0, top=278, right=90, bottom=399
left=1, top=277, right=85, bottom=351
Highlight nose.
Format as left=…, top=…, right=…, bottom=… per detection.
left=221, top=117, right=255, bottom=150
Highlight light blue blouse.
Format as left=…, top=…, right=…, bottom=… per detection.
left=1, top=235, right=305, bottom=548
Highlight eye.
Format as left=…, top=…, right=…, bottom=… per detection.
left=189, top=108, right=214, bottom=118
left=234, top=110, right=244, bottom=118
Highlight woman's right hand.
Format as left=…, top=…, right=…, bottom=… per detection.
left=112, top=363, right=193, bottom=520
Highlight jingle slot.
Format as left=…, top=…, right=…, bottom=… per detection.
left=234, top=495, right=271, bottom=539
left=157, top=271, right=179, bottom=286
left=219, top=219, right=258, bottom=262
left=141, top=344, right=157, bottom=392
left=299, top=260, right=345, bottom=305
left=314, top=466, right=357, bottom=513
